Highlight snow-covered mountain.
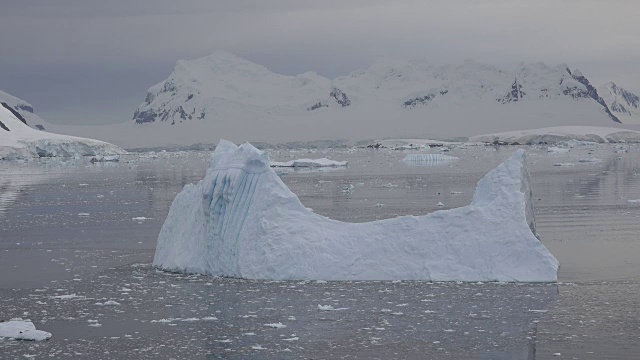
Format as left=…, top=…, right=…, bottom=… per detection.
left=133, top=52, right=624, bottom=129
left=0, top=89, right=50, bottom=131
left=0, top=100, right=124, bottom=160
left=599, top=82, right=640, bottom=124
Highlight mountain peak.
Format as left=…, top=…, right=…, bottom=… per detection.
left=132, top=55, right=632, bottom=127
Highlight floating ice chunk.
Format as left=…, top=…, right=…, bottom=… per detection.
left=547, top=147, right=570, bottom=154
left=263, top=322, right=286, bottom=329
left=318, top=305, right=348, bottom=311
left=270, top=158, right=347, bottom=167
left=95, top=300, right=120, bottom=306
left=153, top=141, right=558, bottom=282
left=51, top=294, right=85, bottom=300
left=403, top=153, right=458, bottom=166
left=0, top=319, right=51, bottom=341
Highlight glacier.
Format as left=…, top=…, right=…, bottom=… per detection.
left=0, top=105, right=125, bottom=160
left=153, top=140, right=559, bottom=282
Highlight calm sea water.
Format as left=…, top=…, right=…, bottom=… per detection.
left=1, top=144, right=639, bottom=359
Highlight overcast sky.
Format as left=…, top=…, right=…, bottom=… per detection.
left=1, top=0, right=639, bottom=125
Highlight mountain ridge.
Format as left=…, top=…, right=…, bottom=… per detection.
left=133, top=52, right=634, bottom=128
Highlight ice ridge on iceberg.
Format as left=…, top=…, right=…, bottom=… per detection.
left=153, top=140, right=558, bottom=282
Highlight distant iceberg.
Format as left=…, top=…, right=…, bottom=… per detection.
left=153, top=140, right=558, bottom=282
left=270, top=158, right=347, bottom=167
left=403, top=153, right=458, bottom=166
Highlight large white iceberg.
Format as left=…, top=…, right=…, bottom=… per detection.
left=153, top=140, right=558, bottom=282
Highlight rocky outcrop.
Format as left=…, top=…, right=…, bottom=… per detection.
left=567, top=69, right=620, bottom=123
left=330, top=88, right=351, bottom=107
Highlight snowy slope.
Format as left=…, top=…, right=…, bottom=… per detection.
left=599, top=82, right=640, bottom=124
left=153, top=140, right=558, bottom=282
left=0, top=89, right=50, bottom=130
left=0, top=105, right=125, bottom=159
left=134, top=52, right=620, bottom=126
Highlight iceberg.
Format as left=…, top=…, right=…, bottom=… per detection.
left=403, top=153, right=458, bottom=166
left=270, top=158, right=347, bottom=167
left=0, top=319, right=51, bottom=341
left=153, top=140, right=558, bottom=282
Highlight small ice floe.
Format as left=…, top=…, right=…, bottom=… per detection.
left=436, top=202, right=445, bottom=207
left=151, top=318, right=179, bottom=323
left=51, top=294, right=85, bottom=300
left=270, top=158, right=347, bottom=168
left=553, top=163, right=575, bottom=167
left=0, top=319, right=52, bottom=341
left=90, top=155, right=120, bottom=163
left=77, top=213, right=90, bottom=217
left=95, top=300, right=120, bottom=306
left=263, top=322, right=286, bottom=329
left=547, top=147, right=570, bottom=154
left=317, top=305, right=348, bottom=311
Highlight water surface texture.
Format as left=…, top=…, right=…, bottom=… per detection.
left=1, top=144, right=639, bottom=359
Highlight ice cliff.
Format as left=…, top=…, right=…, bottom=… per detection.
left=153, top=140, right=559, bottom=282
